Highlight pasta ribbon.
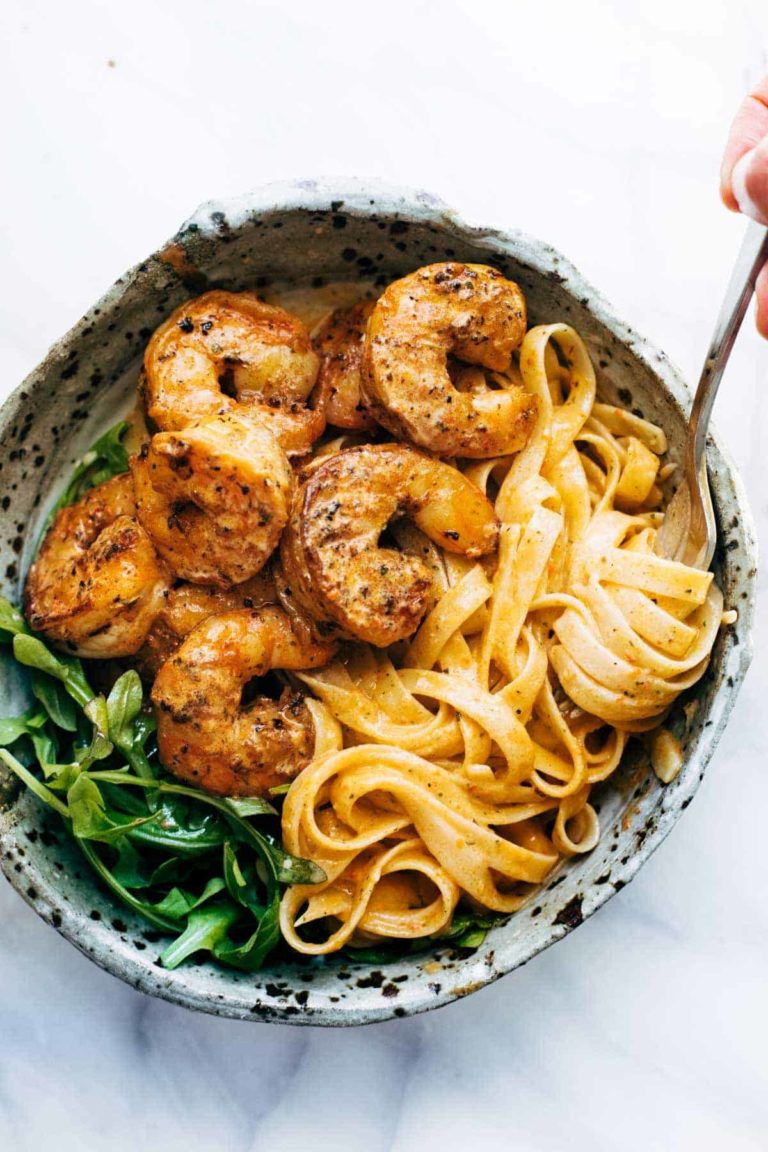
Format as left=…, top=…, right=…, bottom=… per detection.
left=282, top=323, right=733, bottom=954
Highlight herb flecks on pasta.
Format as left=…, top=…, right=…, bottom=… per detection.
left=278, top=322, right=730, bottom=954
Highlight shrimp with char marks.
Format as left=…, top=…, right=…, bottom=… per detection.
left=280, top=443, right=499, bottom=647
left=133, top=569, right=278, bottom=681
left=152, top=606, right=336, bottom=796
left=361, top=262, right=536, bottom=458
left=313, top=300, right=378, bottom=431
left=131, top=412, right=292, bottom=588
left=141, top=290, right=325, bottom=457
left=25, top=474, right=169, bottom=658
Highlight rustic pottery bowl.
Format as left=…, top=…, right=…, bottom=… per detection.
left=0, top=180, right=756, bottom=1025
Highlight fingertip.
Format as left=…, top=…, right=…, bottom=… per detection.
left=756, top=302, right=768, bottom=341
left=754, top=263, right=768, bottom=339
left=720, top=82, right=768, bottom=215
left=720, top=152, right=740, bottom=209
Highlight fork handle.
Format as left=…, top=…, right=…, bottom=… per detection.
left=689, top=219, right=768, bottom=474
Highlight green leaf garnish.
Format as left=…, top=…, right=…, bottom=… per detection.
left=223, top=840, right=266, bottom=916
left=0, top=710, right=40, bottom=747
left=153, top=877, right=227, bottom=921
left=267, top=782, right=292, bottom=796
left=270, top=842, right=327, bottom=885
left=67, top=773, right=158, bottom=843
left=225, top=795, right=278, bottom=818
left=106, top=670, right=144, bottom=753
left=44, top=421, right=131, bottom=531
left=0, top=748, right=69, bottom=817
left=12, top=634, right=93, bottom=708
left=110, top=837, right=154, bottom=890
left=212, top=893, right=281, bottom=971
left=1, top=595, right=322, bottom=974
left=31, top=671, right=78, bottom=731
left=78, top=696, right=113, bottom=766
left=0, top=596, right=31, bottom=640
left=159, top=902, right=241, bottom=970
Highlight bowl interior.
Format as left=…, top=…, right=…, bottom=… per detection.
left=0, top=184, right=755, bottom=1024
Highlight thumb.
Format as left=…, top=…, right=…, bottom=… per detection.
left=730, top=136, right=768, bottom=225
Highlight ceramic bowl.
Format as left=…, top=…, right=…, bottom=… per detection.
left=0, top=180, right=756, bottom=1025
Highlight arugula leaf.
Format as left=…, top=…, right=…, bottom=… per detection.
left=31, top=671, right=78, bottom=731
left=0, top=708, right=58, bottom=769
left=0, top=710, right=40, bottom=747
left=77, top=839, right=180, bottom=933
left=439, top=910, right=507, bottom=950
left=89, top=421, right=131, bottom=475
left=134, top=712, right=156, bottom=743
left=213, top=893, right=281, bottom=972
left=0, top=597, right=31, bottom=640
left=125, top=797, right=228, bottom=857
left=110, top=837, right=154, bottom=890
left=29, top=726, right=59, bottom=768
left=86, top=771, right=327, bottom=887
left=105, top=671, right=144, bottom=752
left=440, top=910, right=507, bottom=939
left=225, top=795, right=277, bottom=818
left=104, top=670, right=157, bottom=792
left=44, top=421, right=131, bottom=529
left=153, top=877, right=227, bottom=921
left=159, top=902, right=241, bottom=970
left=67, top=774, right=157, bottom=843
left=153, top=888, right=201, bottom=921
left=2, top=591, right=321, bottom=970
left=223, top=841, right=267, bottom=916
left=40, top=760, right=82, bottom=789
left=268, top=782, right=292, bottom=797
left=100, top=780, right=150, bottom=816
left=343, top=911, right=509, bottom=966
left=148, top=857, right=191, bottom=887
left=78, top=696, right=113, bottom=766
left=12, top=634, right=93, bottom=708
left=0, top=747, right=70, bottom=817
left=270, top=842, right=327, bottom=885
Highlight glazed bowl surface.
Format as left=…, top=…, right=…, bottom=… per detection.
left=0, top=180, right=756, bottom=1025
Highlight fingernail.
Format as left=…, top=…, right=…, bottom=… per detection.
left=731, top=148, right=768, bottom=225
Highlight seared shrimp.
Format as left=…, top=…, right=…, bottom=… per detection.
left=25, top=474, right=168, bottom=658
left=134, top=569, right=278, bottom=681
left=141, top=290, right=325, bottom=456
left=361, top=263, right=535, bottom=458
left=131, top=412, right=292, bottom=587
left=280, top=444, right=499, bottom=646
left=314, top=300, right=378, bottom=431
left=152, top=606, right=336, bottom=796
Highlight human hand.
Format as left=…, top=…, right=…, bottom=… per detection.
left=720, top=77, right=768, bottom=336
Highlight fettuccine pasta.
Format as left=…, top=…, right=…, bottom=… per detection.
left=280, top=322, right=732, bottom=954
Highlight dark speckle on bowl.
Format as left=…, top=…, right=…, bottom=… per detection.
left=553, top=896, right=584, bottom=929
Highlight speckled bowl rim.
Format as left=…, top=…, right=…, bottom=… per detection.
left=0, top=179, right=757, bottom=1025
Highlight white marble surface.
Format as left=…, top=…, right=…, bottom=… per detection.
left=1, top=2, right=767, bottom=1149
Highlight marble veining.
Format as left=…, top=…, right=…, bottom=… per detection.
left=1, top=2, right=767, bottom=1149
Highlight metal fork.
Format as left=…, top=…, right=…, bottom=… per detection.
left=655, top=219, right=768, bottom=569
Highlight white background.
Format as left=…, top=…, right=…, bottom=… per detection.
left=1, top=2, right=767, bottom=1149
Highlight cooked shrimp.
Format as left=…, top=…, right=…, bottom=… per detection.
left=131, top=412, right=292, bottom=587
left=152, top=606, right=336, bottom=796
left=280, top=444, right=499, bottom=646
left=361, top=262, right=535, bottom=458
left=313, top=300, right=378, bottom=431
left=25, top=474, right=169, bottom=658
left=134, top=569, right=278, bottom=681
left=141, top=290, right=325, bottom=456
